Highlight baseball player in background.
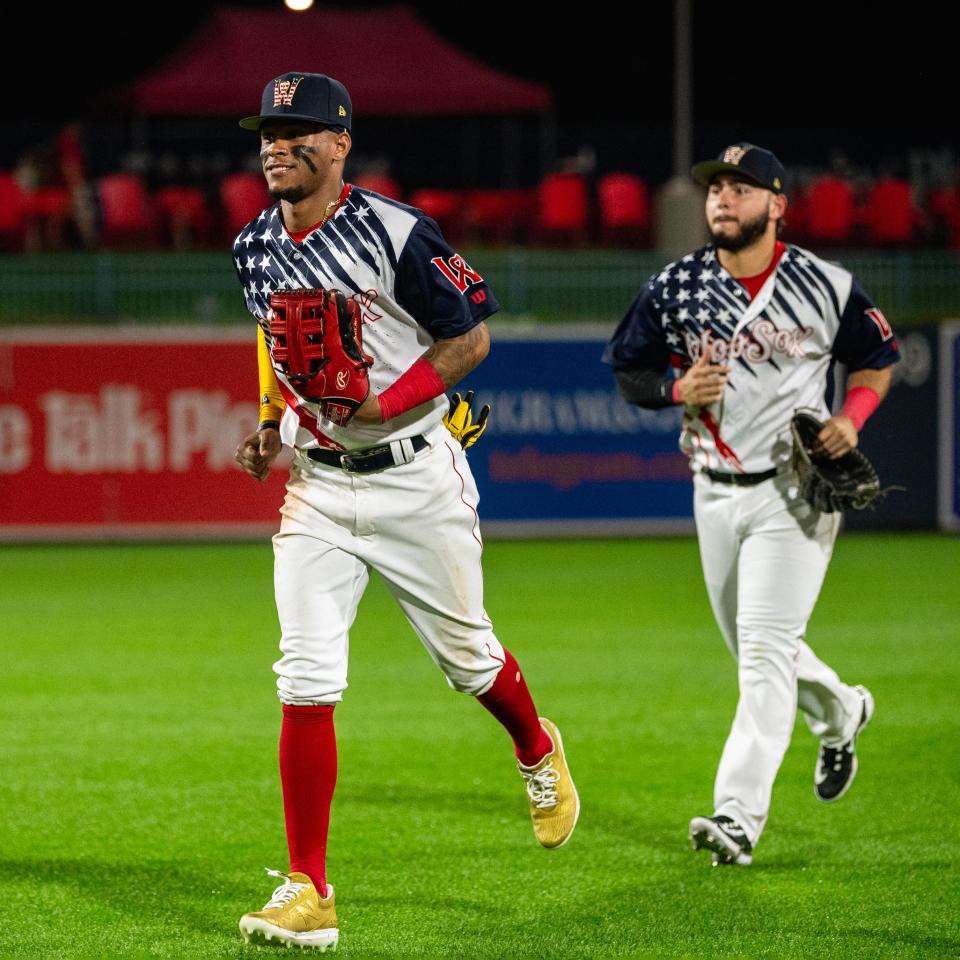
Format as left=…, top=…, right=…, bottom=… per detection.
left=604, top=144, right=899, bottom=866
left=231, top=73, right=578, bottom=950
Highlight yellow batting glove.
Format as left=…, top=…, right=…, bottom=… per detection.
left=443, top=390, right=491, bottom=450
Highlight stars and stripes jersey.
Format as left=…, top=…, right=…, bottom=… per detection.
left=604, top=243, right=900, bottom=474
left=232, top=185, right=499, bottom=451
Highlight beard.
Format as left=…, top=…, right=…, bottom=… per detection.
left=268, top=184, right=308, bottom=203
left=710, top=208, right=770, bottom=252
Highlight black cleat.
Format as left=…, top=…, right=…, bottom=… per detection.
left=689, top=814, right=753, bottom=866
left=815, top=685, right=874, bottom=803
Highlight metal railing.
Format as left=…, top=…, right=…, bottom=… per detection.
left=2, top=249, right=958, bottom=325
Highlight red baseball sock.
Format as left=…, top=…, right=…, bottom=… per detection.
left=279, top=704, right=337, bottom=898
left=477, top=649, right=553, bottom=767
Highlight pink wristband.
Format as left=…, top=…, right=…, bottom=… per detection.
left=377, top=358, right=446, bottom=423
left=839, top=386, right=880, bottom=432
left=671, top=379, right=682, bottom=404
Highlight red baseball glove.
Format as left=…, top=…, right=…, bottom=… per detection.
left=268, top=289, right=373, bottom=426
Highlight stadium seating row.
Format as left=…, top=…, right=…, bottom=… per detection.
left=2, top=169, right=958, bottom=251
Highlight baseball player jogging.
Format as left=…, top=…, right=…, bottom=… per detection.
left=231, top=73, right=578, bottom=950
left=604, top=143, right=898, bottom=866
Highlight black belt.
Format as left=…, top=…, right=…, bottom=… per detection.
left=704, top=467, right=780, bottom=486
left=305, top=435, right=428, bottom=474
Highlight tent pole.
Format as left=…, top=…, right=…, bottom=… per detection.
left=501, top=116, right=521, bottom=188
left=538, top=110, right=557, bottom=179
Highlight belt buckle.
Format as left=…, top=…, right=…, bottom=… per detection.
left=339, top=453, right=359, bottom=472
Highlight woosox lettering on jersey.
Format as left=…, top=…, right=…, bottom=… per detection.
left=604, top=243, right=899, bottom=474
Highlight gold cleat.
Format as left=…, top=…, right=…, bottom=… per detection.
left=518, top=717, right=580, bottom=848
left=239, top=868, right=339, bottom=951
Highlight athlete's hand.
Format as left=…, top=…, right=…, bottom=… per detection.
left=816, top=415, right=858, bottom=459
left=678, top=350, right=730, bottom=406
left=235, top=428, right=282, bottom=481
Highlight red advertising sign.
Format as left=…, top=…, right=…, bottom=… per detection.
left=0, top=328, right=288, bottom=539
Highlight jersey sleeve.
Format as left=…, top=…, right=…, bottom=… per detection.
left=831, top=280, right=901, bottom=371
left=602, top=282, right=670, bottom=373
left=394, top=217, right=500, bottom=340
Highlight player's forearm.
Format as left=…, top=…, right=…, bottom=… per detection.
left=421, top=322, right=490, bottom=389
left=832, top=366, right=892, bottom=436
left=846, top=367, right=892, bottom=404
left=359, top=324, right=491, bottom=425
left=614, top=367, right=679, bottom=409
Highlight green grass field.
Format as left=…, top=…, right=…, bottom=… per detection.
left=2, top=535, right=958, bottom=959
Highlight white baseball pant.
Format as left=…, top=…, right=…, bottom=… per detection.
left=693, top=469, right=866, bottom=844
left=272, top=424, right=505, bottom=705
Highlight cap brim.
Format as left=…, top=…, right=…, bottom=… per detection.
left=691, top=160, right=769, bottom=188
left=238, top=114, right=348, bottom=131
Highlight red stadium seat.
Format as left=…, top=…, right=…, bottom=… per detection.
left=537, top=172, right=589, bottom=232
left=0, top=172, right=27, bottom=249
left=26, top=186, right=72, bottom=218
left=537, top=172, right=589, bottom=242
left=597, top=172, right=650, bottom=244
left=98, top=173, right=157, bottom=248
left=928, top=185, right=960, bottom=248
left=352, top=172, right=402, bottom=201
left=21, top=184, right=73, bottom=251
left=862, top=177, right=917, bottom=246
left=463, top=188, right=535, bottom=244
left=221, top=172, right=272, bottom=238
left=803, top=175, right=855, bottom=245
left=154, top=186, right=212, bottom=249
left=409, top=188, right=464, bottom=239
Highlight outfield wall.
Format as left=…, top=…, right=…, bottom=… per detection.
left=0, top=325, right=953, bottom=541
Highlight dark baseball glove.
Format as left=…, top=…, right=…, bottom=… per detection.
left=268, top=289, right=373, bottom=426
left=790, top=410, right=882, bottom=512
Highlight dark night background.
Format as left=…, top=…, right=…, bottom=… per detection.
left=1, top=1, right=955, bottom=184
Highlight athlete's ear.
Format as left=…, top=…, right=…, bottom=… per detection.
left=770, top=192, right=787, bottom=224
left=333, top=131, right=352, bottom=163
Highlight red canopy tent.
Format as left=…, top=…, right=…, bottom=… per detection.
left=127, top=5, right=552, bottom=117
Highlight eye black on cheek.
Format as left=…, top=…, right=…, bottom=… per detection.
left=291, top=144, right=318, bottom=173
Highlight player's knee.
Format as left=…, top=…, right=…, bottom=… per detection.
left=736, top=627, right=798, bottom=680
left=437, top=647, right=502, bottom=696
left=427, top=628, right=504, bottom=695
left=443, top=662, right=501, bottom=696
left=738, top=616, right=795, bottom=644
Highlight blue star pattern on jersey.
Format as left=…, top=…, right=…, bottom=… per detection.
left=235, top=193, right=392, bottom=320
left=232, top=185, right=499, bottom=450
left=233, top=186, right=497, bottom=341
left=604, top=243, right=899, bottom=473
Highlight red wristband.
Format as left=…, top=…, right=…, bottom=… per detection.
left=839, top=386, right=880, bottom=432
left=670, top=380, right=682, bottom=404
left=377, top=358, right=446, bottom=423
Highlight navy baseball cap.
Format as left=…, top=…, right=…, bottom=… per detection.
left=691, top=143, right=786, bottom=194
left=239, top=72, right=352, bottom=132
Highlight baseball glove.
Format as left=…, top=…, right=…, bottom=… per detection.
left=268, top=289, right=373, bottom=426
left=790, top=410, right=882, bottom=512
left=443, top=390, right=490, bottom=450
